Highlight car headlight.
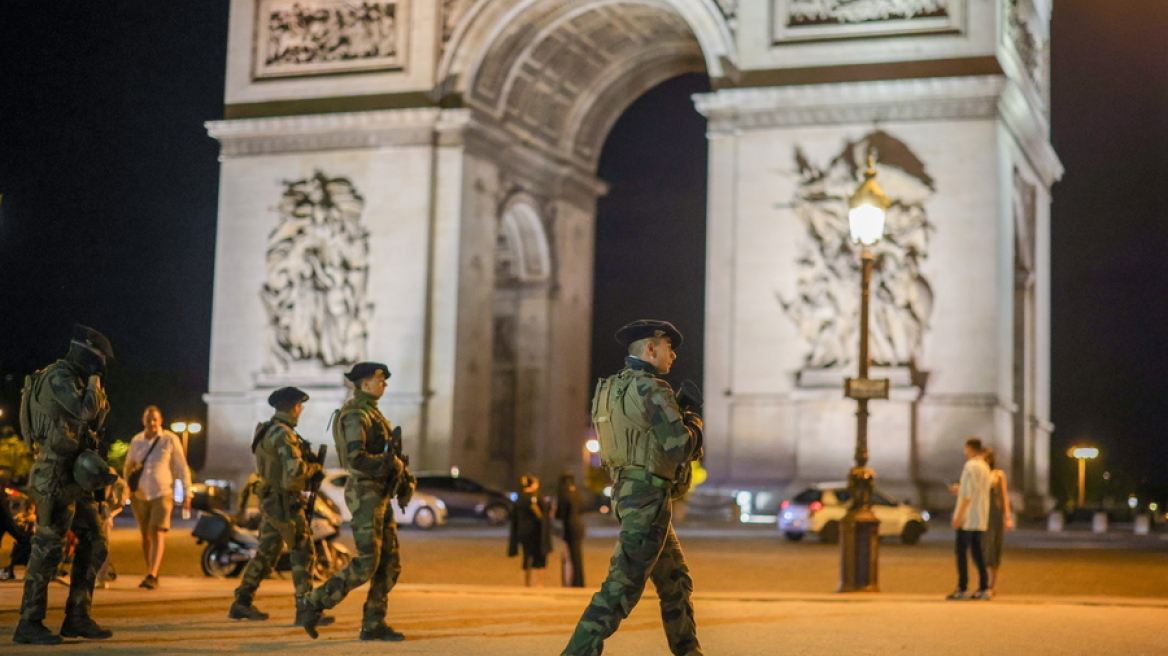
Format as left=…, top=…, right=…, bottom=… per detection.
left=435, top=499, right=446, bottom=510
left=921, top=510, right=931, bottom=522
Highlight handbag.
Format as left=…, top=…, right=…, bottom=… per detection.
left=127, top=436, right=161, bottom=494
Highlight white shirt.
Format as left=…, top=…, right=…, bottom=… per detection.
left=956, top=456, right=992, bottom=531
left=125, top=430, right=192, bottom=502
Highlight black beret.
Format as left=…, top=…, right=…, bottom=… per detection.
left=71, top=324, right=115, bottom=360
left=344, top=362, right=391, bottom=382
left=268, top=386, right=309, bottom=410
left=614, top=320, right=683, bottom=349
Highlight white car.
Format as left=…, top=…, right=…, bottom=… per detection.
left=320, top=469, right=447, bottom=529
left=777, top=482, right=929, bottom=544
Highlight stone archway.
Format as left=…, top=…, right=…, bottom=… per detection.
left=431, top=0, right=735, bottom=486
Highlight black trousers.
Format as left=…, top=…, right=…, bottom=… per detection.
left=955, top=529, right=987, bottom=592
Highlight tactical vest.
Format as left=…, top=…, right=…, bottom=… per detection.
left=591, top=369, right=680, bottom=481
left=254, top=420, right=307, bottom=492
left=330, top=399, right=391, bottom=475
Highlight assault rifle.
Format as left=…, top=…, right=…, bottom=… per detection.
left=387, top=426, right=415, bottom=508
left=305, top=444, right=328, bottom=518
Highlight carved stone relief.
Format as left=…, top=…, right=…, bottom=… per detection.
left=1004, top=0, right=1046, bottom=91
left=442, top=0, right=473, bottom=44
left=253, top=0, right=408, bottom=79
left=262, top=171, right=373, bottom=373
left=774, top=0, right=961, bottom=43
left=786, top=0, right=949, bottom=25
left=780, top=131, right=936, bottom=369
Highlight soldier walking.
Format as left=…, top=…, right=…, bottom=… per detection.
left=14, top=325, right=119, bottom=645
left=298, top=362, right=415, bottom=641
left=228, top=387, right=331, bottom=626
left=562, top=320, right=705, bottom=656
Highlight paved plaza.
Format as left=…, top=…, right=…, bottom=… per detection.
left=2, top=520, right=1166, bottom=654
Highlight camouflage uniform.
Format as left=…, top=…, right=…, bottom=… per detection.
left=563, top=356, right=704, bottom=656
left=232, top=410, right=320, bottom=611
left=302, top=389, right=406, bottom=632
left=18, top=360, right=110, bottom=635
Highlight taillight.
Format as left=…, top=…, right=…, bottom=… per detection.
left=780, top=500, right=789, bottom=509
left=810, top=501, right=823, bottom=512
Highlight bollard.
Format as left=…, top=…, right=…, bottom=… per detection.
left=1134, top=513, right=1151, bottom=536
left=1092, top=511, right=1109, bottom=533
left=1047, top=511, right=1064, bottom=532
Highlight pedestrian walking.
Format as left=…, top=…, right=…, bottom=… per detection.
left=947, top=437, right=992, bottom=601
left=297, top=362, right=416, bottom=641
left=555, top=472, right=586, bottom=588
left=981, top=448, right=1013, bottom=595
left=508, top=475, right=552, bottom=587
left=229, top=387, right=330, bottom=626
left=0, top=476, right=32, bottom=580
left=562, top=320, right=705, bottom=656
left=13, top=325, right=119, bottom=645
left=123, top=406, right=192, bottom=589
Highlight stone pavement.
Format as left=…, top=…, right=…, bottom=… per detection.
left=2, top=577, right=1166, bottom=655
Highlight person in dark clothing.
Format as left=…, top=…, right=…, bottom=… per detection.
left=508, top=475, right=552, bottom=587
left=0, top=482, right=32, bottom=579
left=555, top=472, right=586, bottom=588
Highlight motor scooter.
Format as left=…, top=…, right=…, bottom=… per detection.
left=192, top=492, right=350, bottom=580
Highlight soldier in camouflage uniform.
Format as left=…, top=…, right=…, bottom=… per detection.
left=14, top=325, right=117, bottom=645
left=298, top=362, right=415, bottom=641
left=229, top=386, right=330, bottom=626
left=563, top=320, right=704, bottom=656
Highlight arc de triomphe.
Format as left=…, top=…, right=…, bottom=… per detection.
left=205, top=0, right=1060, bottom=512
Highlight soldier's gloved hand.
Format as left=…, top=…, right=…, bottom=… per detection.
left=396, top=480, right=415, bottom=509
left=308, top=468, right=325, bottom=487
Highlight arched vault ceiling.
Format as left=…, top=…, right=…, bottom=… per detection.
left=466, top=2, right=705, bottom=169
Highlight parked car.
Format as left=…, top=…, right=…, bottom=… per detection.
left=777, top=482, right=929, bottom=544
left=319, top=469, right=447, bottom=529
left=413, top=471, right=512, bottom=525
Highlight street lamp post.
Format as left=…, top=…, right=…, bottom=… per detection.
left=839, top=156, right=891, bottom=593
left=1069, top=447, right=1099, bottom=508
left=170, top=421, right=202, bottom=458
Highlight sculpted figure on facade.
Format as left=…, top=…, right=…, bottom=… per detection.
left=786, top=0, right=949, bottom=25
left=262, top=171, right=373, bottom=373
left=262, top=1, right=399, bottom=66
left=781, top=131, right=936, bottom=369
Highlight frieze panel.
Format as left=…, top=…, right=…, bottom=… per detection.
left=773, top=0, right=964, bottom=43
left=262, top=171, right=373, bottom=373
left=253, top=0, right=409, bottom=79
left=780, top=131, right=936, bottom=369
left=1004, top=0, right=1046, bottom=93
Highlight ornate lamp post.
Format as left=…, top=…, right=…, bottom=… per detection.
left=839, top=156, right=891, bottom=593
left=1069, top=447, right=1099, bottom=508
left=170, top=421, right=202, bottom=457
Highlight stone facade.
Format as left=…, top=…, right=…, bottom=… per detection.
left=206, top=0, right=1059, bottom=513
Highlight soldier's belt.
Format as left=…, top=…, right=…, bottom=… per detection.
left=616, top=468, right=672, bottom=489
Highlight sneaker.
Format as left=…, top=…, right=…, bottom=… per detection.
left=359, top=624, right=405, bottom=642
left=139, top=575, right=158, bottom=589
left=971, top=589, right=993, bottom=600
left=60, top=616, right=113, bottom=640
left=945, top=589, right=971, bottom=601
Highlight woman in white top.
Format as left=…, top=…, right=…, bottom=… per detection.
left=123, top=406, right=192, bottom=589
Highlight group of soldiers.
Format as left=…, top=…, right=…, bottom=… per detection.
left=12, top=319, right=705, bottom=655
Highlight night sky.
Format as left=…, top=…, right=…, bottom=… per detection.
left=1, top=2, right=1165, bottom=502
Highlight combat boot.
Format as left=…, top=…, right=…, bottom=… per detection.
left=359, top=623, right=405, bottom=642
left=60, top=615, right=113, bottom=640
left=13, top=620, right=63, bottom=645
left=296, top=597, right=322, bottom=639
left=294, top=609, right=335, bottom=627
left=228, top=601, right=270, bottom=621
